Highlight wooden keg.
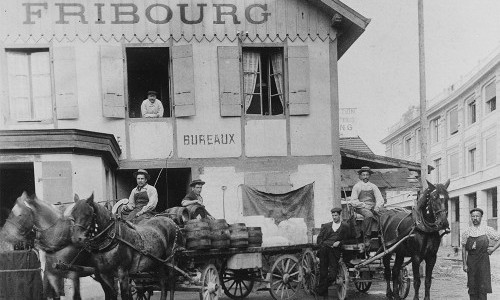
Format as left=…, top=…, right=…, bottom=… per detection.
left=163, top=207, right=189, bottom=226
left=247, top=227, right=263, bottom=247
left=186, top=204, right=207, bottom=220
left=184, top=219, right=211, bottom=250
left=208, top=219, right=230, bottom=249
left=229, top=223, right=249, bottom=248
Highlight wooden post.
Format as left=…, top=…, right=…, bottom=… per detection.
left=418, top=0, right=428, bottom=191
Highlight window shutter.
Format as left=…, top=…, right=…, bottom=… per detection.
left=449, top=108, right=458, bottom=134
left=172, top=45, right=195, bottom=117
left=41, top=161, right=73, bottom=205
left=485, top=82, right=496, bottom=100
left=218, top=46, right=242, bottom=116
left=100, top=45, right=125, bottom=118
left=7, top=52, right=31, bottom=120
left=287, top=46, right=310, bottom=115
left=54, top=46, right=78, bottom=119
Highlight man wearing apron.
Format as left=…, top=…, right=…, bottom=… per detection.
left=123, top=169, right=158, bottom=223
left=462, top=208, right=500, bottom=300
left=349, top=166, right=384, bottom=246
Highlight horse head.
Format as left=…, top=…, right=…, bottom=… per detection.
left=0, top=192, right=35, bottom=244
left=420, top=179, right=450, bottom=230
left=70, top=193, right=112, bottom=245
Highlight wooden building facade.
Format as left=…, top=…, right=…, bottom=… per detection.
left=0, top=0, right=369, bottom=243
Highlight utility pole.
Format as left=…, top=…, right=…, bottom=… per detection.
left=418, top=0, right=428, bottom=191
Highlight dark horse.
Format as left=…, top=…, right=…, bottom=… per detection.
left=70, top=193, right=181, bottom=300
left=0, top=192, right=98, bottom=300
left=382, top=180, right=450, bottom=300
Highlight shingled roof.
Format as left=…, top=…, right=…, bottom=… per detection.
left=340, top=136, right=374, bottom=155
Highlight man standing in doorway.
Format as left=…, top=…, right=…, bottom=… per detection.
left=141, top=90, right=164, bottom=118
left=462, top=207, right=500, bottom=300
left=349, top=166, right=384, bottom=245
left=315, top=207, right=350, bottom=296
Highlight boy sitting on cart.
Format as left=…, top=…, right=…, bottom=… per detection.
left=315, top=207, right=351, bottom=296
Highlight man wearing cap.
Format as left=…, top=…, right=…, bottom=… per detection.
left=182, top=179, right=215, bottom=219
left=462, top=207, right=500, bottom=300
left=349, top=166, right=384, bottom=244
left=141, top=91, right=164, bottom=118
left=315, top=207, right=350, bottom=296
left=123, top=169, right=158, bottom=222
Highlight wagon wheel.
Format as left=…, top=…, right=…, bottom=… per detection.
left=354, top=271, right=372, bottom=292
left=398, top=266, right=411, bottom=299
left=220, top=264, right=254, bottom=299
left=269, top=254, right=301, bottom=300
left=200, top=263, right=221, bottom=300
left=300, top=249, right=318, bottom=294
left=336, top=261, right=349, bottom=300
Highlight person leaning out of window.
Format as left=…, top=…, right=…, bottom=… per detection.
left=141, top=90, right=164, bottom=118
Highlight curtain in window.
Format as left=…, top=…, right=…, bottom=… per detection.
left=271, top=52, right=284, bottom=106
left=243, top=51, right=260, bottom=111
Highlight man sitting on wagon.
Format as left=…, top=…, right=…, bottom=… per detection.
left=315, top=207, right=351, bottom=296
left=349, top=166, right=384, bottom=246
left=122, top=169, right=158, bottom=223
left=182, top=179, right=214, bottom=220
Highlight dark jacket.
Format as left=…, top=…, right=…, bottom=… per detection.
left=183, top=190, right=199, bottom=201
left=316, top=221, right=350, bottom=247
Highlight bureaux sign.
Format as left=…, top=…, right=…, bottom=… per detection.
left=22, top=2, right=271, bottom=25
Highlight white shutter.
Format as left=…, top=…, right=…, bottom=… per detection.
left=54, top=46, right=79, bottom=119
left=7, top=52, right=31, bottom=120
left=218, top=46, right=242, bottom=117
left=172, top=45, right=195, bottom=117
left=288, top=46, right=310, bottom=115
left=100, top=45, right=125, bottom=118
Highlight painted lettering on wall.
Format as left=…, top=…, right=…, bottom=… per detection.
left=339, top=107, right=358, bottom=138
left=22, top=2, right=271, bottom=25
left=184, top=134, right=235, bottom=146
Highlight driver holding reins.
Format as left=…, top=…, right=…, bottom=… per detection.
left=349, top=166, right=384, bottom=246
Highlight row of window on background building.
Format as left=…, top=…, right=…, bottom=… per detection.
left=5, top=46, right=286, bottom=121
left=393, top=79, right=497, bottom=158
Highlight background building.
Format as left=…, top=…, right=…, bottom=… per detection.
left=0, top=0, right=369, bottom=244
left=381, top=51, right=500, bottom=247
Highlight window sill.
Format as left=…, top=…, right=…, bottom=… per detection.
left=245, top=115, right=286, bottom=120
left=128, top=117, right=172, bottom=123
left=6, top=119, right=53, bottom=125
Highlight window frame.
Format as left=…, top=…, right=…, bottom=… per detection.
left=466, top=96, right=477, bottom=126
left=467, top=145, right=477, bottom=174
left=448, top=106, right=459, bottom=136
left=241, top=43, right=286, bottom=119
left=123, top=43, right=173, bottom=120
left=484, top=79, right=496, bottom=114
left=431, top=117, right=440, bottom=143
left=415, top=128, right=421, bottom=153
left=3, top=45, right=55, bottom=123
left=433, top=157, right=442, bottom=183
left=404, top=134, right=413, bottom=157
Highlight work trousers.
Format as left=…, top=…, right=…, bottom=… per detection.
left=469, top=293, right=487, bottom=300
left=355, top=207, right=376, bottom=238
left=317, top=245, right=341, bottom=294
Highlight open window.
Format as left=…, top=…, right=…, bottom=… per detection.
left=243, top=47, right=284, bottom=116
left=6, top=49, right=53, bottom=121
left=485, top=81, right=496, bottom=114
left=126, top=47, right=170, bottom=118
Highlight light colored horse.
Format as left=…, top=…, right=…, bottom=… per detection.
left=0, top=192, right=103, bottom=300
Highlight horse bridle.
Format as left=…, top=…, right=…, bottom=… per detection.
left=427, top=189, right=448, bottom=222
left=69, top=203, right=97, bottom=237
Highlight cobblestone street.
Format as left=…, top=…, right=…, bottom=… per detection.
left=74, top=248, right=500, bottom=300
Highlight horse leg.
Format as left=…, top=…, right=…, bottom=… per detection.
left=97, top=273, right=118, bottom=300
left=45, top=271, right=63, bottom=300
left=118, top=269, right=133, bottom=300
left=383, top=254, right=394, bottom=299
left=159, top=267, right=167, bottom=300
left=423, top=255, right=437, bottom=300
left=392, top=254, right=405, bottom=300
left=69, top=272, right=82, bottom=300
left=412, top=257, right=423, bottom=300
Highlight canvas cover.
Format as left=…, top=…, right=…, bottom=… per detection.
left=242, top=183, right=314, bottom=230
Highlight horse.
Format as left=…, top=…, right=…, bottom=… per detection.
left=0, top=192, right=99, bottom=300
left=69, top=193, right=182, bottom=300
left=382, top=180, right=451, bottom=300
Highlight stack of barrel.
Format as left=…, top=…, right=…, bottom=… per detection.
left=182, top=219, right=262, bottom=250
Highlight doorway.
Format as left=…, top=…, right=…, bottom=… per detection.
left=0, top=163, right=35, bottom=226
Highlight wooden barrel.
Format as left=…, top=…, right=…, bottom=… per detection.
left=247, top=227, right=263, bottom=247
left=208, top=219, right=230, bottom=249
left=186, top=204, right=207, bottom=220
left=229, top=223, right=249, bottom=248
left=163, top=207, right=189, bottom=226
left=184, top=219, right=211, bottom=250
